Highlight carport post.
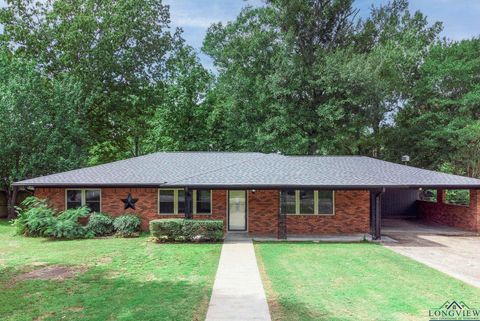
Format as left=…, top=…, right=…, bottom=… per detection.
left=372, top=188, right=385, bottom=240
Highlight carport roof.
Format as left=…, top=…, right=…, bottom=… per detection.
left=13, top=152, right=480, bottom=189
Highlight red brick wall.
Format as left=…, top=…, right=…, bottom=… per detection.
left=248, top=190, right=279, bottom=235
left=35, top=187, right=371, bottom=234
left=34, top=187, right=227, bottom=231
left=418, top=189, right=480, bottom=233
left=285, top=190, right=370, bottom=234
left=102, top=188, right=157, bottom=230
left=35, top=187, right=65, bottom=211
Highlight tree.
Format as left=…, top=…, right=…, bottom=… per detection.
left=0, top=0, right=187, bottom=162
left=203, top=0, right=440, bottom=155
left=384, top=39, right=480, bottom=177
left=0, top=51, right=89, bottom=218
left=144, top=42, right=213, bottom=152
left=203, top=6, right=281, bottom=152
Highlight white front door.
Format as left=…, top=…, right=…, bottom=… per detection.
left=228, top=190, right=247, bottom=231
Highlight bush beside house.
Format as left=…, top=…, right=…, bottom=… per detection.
left=12, top=197, right=140, bottom=239
left=150, top=219, right=224, bottom=242
left=113, top=214, right=141, bottom=237
left=86, top=212, right=115, bottom=236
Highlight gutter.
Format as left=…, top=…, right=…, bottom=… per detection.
left=11, top=183, right=480, bottom=189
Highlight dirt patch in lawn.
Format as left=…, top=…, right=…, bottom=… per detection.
left=15, top=265, right=87, bottom=281
left=97, top=256, right=113, bottom=264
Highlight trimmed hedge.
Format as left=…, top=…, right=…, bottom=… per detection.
left=150, top=219, right=224, bottom=242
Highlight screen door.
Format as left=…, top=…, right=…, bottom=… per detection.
left=228, top=190, right=247, bottom=231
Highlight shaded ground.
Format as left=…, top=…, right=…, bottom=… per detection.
left=255, top=241, right=480, bottom=321
left=0, top=220, right=222, bottom=321
left=382, top=219, right=480, bottom=288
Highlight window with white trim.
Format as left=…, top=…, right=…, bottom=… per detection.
left=158, top=189, right=211, bottom=215
left=66, top=189, right=101, bottom=212
left=280, top=190, right=334, bottom=215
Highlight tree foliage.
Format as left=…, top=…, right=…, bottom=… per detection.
left=384, top=39, right=480, bottom=177
left=0, top=0, right=479, bottom=217
left=0, top=0, right=211, bottom=163
left=0, top=50, right=89, bottom=217
left=203, top=0, right=441, bottom=155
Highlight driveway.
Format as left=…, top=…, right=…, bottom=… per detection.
left=382, top=219, right=480, bottom=288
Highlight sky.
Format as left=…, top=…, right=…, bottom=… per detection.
left=1, top=0, right=479, bottom=70
left=164, top=0, right=480, bottom=70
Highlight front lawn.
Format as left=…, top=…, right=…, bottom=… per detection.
left=255, top=242, right=480, bottom=321
left=0, top=220, right=221, bottom=321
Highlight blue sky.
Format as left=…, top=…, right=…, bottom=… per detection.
left=1, top=0, right=479, bottom=70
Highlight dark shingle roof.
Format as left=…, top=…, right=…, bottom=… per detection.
left=13, top=152, right=480, bottom=188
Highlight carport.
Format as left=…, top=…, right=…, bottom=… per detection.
left=373, top=186, right=480, bottom=240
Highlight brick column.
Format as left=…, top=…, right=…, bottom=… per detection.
left=436, top=189, right=445, bottom=204
left=470, top=189, right=480, bottom=233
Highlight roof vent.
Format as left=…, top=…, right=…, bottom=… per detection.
left=401, top=155, right=410, bottom=165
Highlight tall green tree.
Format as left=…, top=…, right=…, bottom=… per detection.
left=0, top=0, right=195, bottom=162
left=145, top=42, right=213, bottom=152
left=203, top=0, right=440, bottom=155
left=0, top=51, right=89, bottom=218
left=384, top=39, right=480, bottom=177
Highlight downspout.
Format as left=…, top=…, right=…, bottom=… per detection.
left=372, top=187, right=385, bottom=241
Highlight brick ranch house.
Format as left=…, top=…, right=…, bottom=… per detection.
left=13, top=152, right=480, bottom=239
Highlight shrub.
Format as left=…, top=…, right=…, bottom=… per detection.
left=149, top=219, right=184, bottom=239
left=44, top=207, right=92, bottom=239
left=113, top=214, right=141, bottom=237
left=12, top=197, right=93, bottom=239
left=12, top=197, right=56, bottom=236
left=183, top=220, right=224, bottom=242
left=149, top=219, right=224, bottom=242
left=86, top=212, right=114, bottom=236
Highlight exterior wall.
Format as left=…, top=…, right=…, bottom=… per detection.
left=34, top=187, right=227, bottom=231
left=248, top=190, right=279, bottom=235
left=285, top=190, right=370, bottom=234
left=418, top=189, right=480, bottom=233
left=34, top=187, right=371, bottom=235
left=35, top=187, right=66, bottom=211
left=381, top=188, right=419, bottom=218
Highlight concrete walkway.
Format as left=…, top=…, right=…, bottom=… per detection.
left=205, top=235, right=271, bottom=321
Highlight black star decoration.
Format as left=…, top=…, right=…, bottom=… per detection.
left=121, top=193, right=138, bottom=210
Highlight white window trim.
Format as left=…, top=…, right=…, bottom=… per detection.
left=65, top=189, right=102, bottom=211
left=158, top=189, right=213, bottom=215
left=285, top=190, right=335, bottom=216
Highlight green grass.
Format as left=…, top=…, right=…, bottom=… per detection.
left=0, top=220, right=221, bottom=321
left=255, top=242, right=480, bottom=321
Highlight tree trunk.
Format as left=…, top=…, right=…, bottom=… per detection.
left=6, top=186, right=18, bottom=220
